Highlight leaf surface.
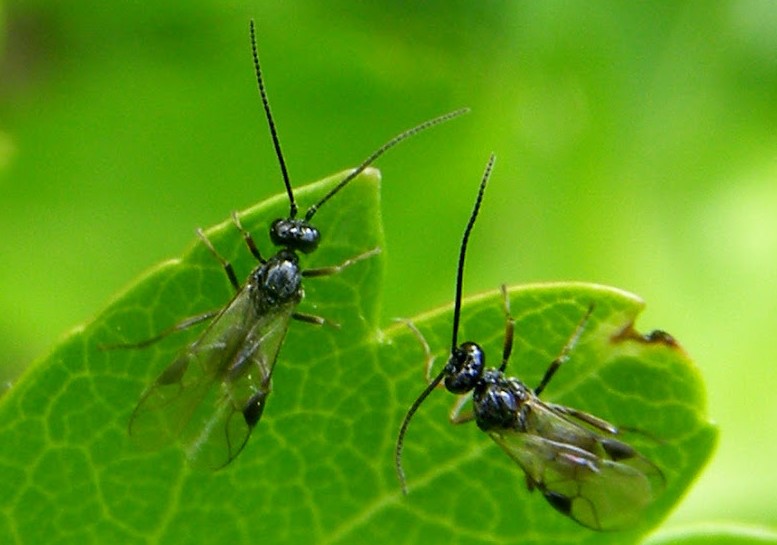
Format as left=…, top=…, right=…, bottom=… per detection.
left=0, top=170, right=715, bottom=544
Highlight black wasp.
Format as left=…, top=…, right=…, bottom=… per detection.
left=395, top=155, right=664, bottom=530
left=118, top=20, right=468, bottom=471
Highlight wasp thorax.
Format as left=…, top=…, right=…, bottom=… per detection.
left=473, top=371, right=524, bottom=431
left=270, top=218, right=321, bottom=253
left=444, top=342, right=485, bottom=394
left=253, top=249, right=303, bottom=307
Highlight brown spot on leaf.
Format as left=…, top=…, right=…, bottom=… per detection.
left=611, top=322, right=680, bottom=349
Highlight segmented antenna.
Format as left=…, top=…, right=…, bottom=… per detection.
left=304, top=108, right=470, bottom=222
left=395, top=367, right=448, bottom=494
left=450, top=153, right=495, bottom=352
left=394, top=153, right=496, bottom=495
left=250, top=19, right=297, bottom=218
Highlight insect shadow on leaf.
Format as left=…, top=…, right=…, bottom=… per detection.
left=105, top=20, right=470, bottom=471
left=394, top=154, right=665, bottom=530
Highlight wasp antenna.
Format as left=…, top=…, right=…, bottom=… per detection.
left=304, top=107, right=470, bottom=222
left=450, top=154, right=496, bottom=352
left=395, top=367, right=448, bottom=494
left=396, top=155, right=495, bottom=491
left=250, top=19, right=297, bottom=218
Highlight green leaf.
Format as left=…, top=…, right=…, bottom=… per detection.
left=0, top=169, right=384, bottom=544
left=0, top=170, right=715, bottom=544
left=386, top=284, right=716, bottom=544
left=645, top=523, right=777, bottom=545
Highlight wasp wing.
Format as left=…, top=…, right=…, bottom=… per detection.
left=488, top=402, right=663, bottom=530
left=129, top=287, right=295, bottom=470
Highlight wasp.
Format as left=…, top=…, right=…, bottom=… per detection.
left=395, top=155, right=664, bottom=530
left=114, top=20, right=468, bottom=470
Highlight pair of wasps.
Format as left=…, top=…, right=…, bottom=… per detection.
left=114, top=21, right=664, bottom=531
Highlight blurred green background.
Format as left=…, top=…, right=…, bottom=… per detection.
left=1, top=0, right=775, bottom=535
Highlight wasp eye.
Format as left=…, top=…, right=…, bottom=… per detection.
left=444, top=342, right=484, bottom=394
left=270, top=219, right=320, bottom=253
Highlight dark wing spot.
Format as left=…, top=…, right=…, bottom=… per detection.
left=242, top=391, right=267, bottom=428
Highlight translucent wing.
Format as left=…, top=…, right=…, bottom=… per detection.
left=488, top=402, right=664, bottom=530
left=129, top=288, right=295, bottom=470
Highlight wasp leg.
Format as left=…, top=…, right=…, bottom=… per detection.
left=534, top=304, right=595, bottom=396
left=291, top=311, right=341, bottom=329
left=292, top=246, right=380, bottom=327
left=290, top=247, right=380, bottom=327
left=302, top=247, right=381, bottom=277
left=397, top=319, right=453, bottom=393
left=449, top=393, right=475, bottom=424
left=396, top=319, right=440, bottom=383
left=546, top=402, right=620, bottom=435
left=394, top=318, right=449, bottom=494
left=196, top=228, right=241, bottom=292
left=101, top=310, right=219, bottom=350
left=499, top=284, right=516, bottom=372
left=231, top=211, right=266, bottom=263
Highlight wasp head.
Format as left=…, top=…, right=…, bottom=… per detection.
left=443, top=341, right=485, bottom=394
left=270, top=218, right=320, bottom=253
